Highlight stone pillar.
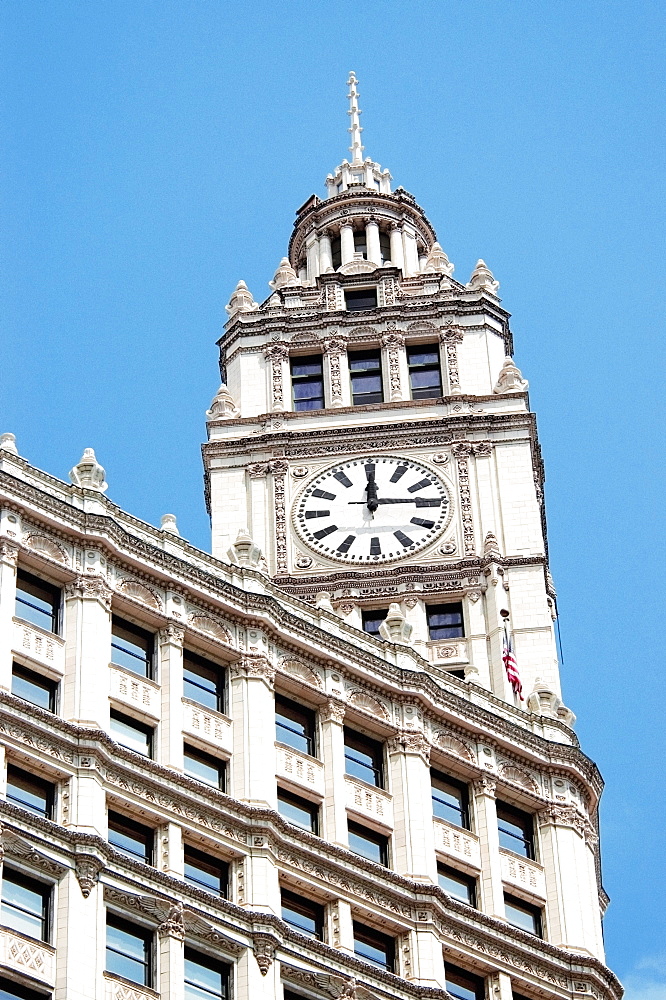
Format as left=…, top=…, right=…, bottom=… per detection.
left=410, top=923, right=446, bottom=988
left=381, top=330, right=407, bottom=402
left=323, top=337, right=350, bottom=409
left=159, top=821, right=184, bottom=879
left=246, top=463, right=269, bottom=558
left=158, top=625, right=185, bottom=771
left=0, top=538, right=19, bottom=692
left=158, top=908, right=185, bottom=1000
left=340, top=224, right=354, bottom=265
left=305, top=234, right=320, bottom=283
left=320, top=699, right=348, bottom=847
left=263, top=342, right=290, bottom=413
left=319, top=232, right=333, bottom=273
left=388, top=731, right=437, bottom=881
left=329, top=898, right=354, bottom=956
left=440, top=326, right=464, bottom=396
left=63, top=575, right=112, bottom=728
left=389, top=224, right=405, bottom=272
left=403, top=226, right=420, bottom=276
left=472, top=776, right=505, bottom=919
left=365, top=220, right=381, bottom=265
left=229, top=655, right=277, bottom=806
left=57, top=865, right=104, bottom=1000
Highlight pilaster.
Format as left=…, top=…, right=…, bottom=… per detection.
left=389, top=224, right=405, bottom=272
left=158, top=625, right=185, bottom=770
left=472, top=776, right=505, bottom=919
left=387, top=731, right=436, bottom=881
left=229, top=655, right=277, bottom=805
left=0, top=538, right=19, bottom=692
left=63, top=575, right=112, bottom=728
left=320, top=699, right=348, bottom=847
left=323, top=337, right=351, bottom=408
left=158, top=906, right=185, bottom=1000
left=381, top=330, right=407, bottom=402
left=263, top=342, right=290, bottom=413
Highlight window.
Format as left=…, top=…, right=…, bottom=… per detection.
left=361, top=608, right=388, bottom=637
left=353, top=230, right=367, bottom=258
left=446, top=965, right=486, bottom=1000
left=349, top=349, right=383, bottom=404
left=408, top=343, right=442, bottom=400
left=184, top=845, right=228, bottom=898
left=183, top=650, right=225, bottom=713
left=379, top=231, right=391, bottom=264
left=111, top=616, right=154, bottom=678
left=1, top=868, right=50, bottom=941
left=504, top=894, right=542, bottom=937
left=427, top=602, right=464, bottom=640
left=106, top=913, right=152, bottom=987
left=496, top=802, right=535, bottom=860
left=275, top=696, right=316, bottom=756
left=109, top=710, right=153, bottom=758
left=15, top=570, right=60, bottom=634
left=108, top=810, right=153, bottom=865
left=431, top=771, right=470, bottom=829
left=6, top=765, right=54, bottom=819
left=12, top=663, right=57, bottom=712
left=0, top=978, right=50, bottom=1000
left=344, top=728, right=384, bottom=788
left=331, top=236, right=342, bottom=269
left=185, top=948, right=229, bottom=1000
left=184, top=745, right=226, bottom=791
left=291, top=355, right=324, bottom=412
left=353, top=921, right=394, bottom=972
left=281, top=888, right=324, bottom=939
left=345, top=289, right=378, bottom=313
left=437, top=863, right=476, bottom=906
left=277, top=788, right=319, bottom=834
left=347, top=821, right=389, bottom=867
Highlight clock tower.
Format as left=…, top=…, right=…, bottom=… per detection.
left=203, top=72, right=566, bottom=716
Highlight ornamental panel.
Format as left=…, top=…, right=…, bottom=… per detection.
left=110, top=664, right=160, bottom=720
left=0, top=927, right=55, bottom=985
left=345, top=774, right=393, bottom=827
left=276, top=744, right=325, bottom=797
left=500, top=847, right=546, bottom=898
left=13, top=619, right=65, bottom=675
left=104, top=973, right=159, bottom=1000
left=433, top=816, right=481, bottom=868
left=427, top=638, right=469, bottom=666
left=183, top=700, right=233, bottom=755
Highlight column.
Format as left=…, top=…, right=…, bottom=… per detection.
left=388, top=732, right=436, bottom=881
left=158, top=625, right=185, bottom=770
left=305, top=234, right=319, bottom=283
left=340, top=224, right=354, bottom=265
left=230, top=654, right=277, bottom=805
left=319, top=231, right=333, bottom=272
left=472, top=776, right=505, bottom=919
left=389, top=224, right=405, bottom=272
left=0, top=538, right=19, bottom=691
left=63, top=575, right=112, bottom=728
left=158, top=913, right=185, bottom=1000
left=323, top=337, right=350, bottom=408
left=365, top=220, right=381, bottom=265
left=403, top=226, right=420, bottom=276
left=418, top=252, right=428, bottom=271
left=381, top=330, right=407, bottom=402
left=320, top=699, right=348, bottom=847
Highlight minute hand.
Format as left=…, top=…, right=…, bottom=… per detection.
left=348, top=498, right=441, bottom=505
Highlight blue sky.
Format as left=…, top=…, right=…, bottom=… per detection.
left=1, top=0, right=664, bottom=990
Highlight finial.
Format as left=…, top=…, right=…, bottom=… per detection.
left=225, top=280, right=258, bottom=318
left=160, top=514, right=180, bottom=536
left=468, top=259, right=500, bottom=295
left=269, top=257, right=299, bottom=290
left=347, top=71, right=364, bottom=165
left=206, top=383, right=239, bottom=420
left=423, top=242, right=455, bottom=276
left=69, top=448, right=108, bottom=492
left=0, top=433, right=19, bottom=455
left=494, top=356, right=528, bottom=394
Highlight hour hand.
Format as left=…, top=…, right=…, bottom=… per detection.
left=364, top=464, right=379, bottom=513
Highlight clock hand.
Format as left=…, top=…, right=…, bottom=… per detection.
left=365, top=465, right=379, bottom=513
left=348, top=497, right=442, bottom=505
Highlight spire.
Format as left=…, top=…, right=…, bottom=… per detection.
left=347, top=71, right=364, bottom=165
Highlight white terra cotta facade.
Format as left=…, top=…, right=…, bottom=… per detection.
left=0, top=75, right=619, bottom=1000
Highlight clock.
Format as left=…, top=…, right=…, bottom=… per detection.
left=293, top=456, right=450, bottom=564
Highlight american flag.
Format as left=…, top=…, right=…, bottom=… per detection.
left=502, top=622, right=524, bottom=701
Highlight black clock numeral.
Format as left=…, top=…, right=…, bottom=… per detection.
left=394, top=530, right=414, bottom=547
left=415, top=498, right=442, bottom=507
left=337, top=535, right=355, bottom=553
left=390, top=466, right=408, bottom=483
left=370, top=536, right=381, bottom=556
left=407, top=478, right=432, bottom=493
left=333, top=471, right=353, bottom=487
left=411, top=517, right=435, bottom=529
left=304, top=510, right=330, bottom=519
left=312, top=489, right=336, bottom=500
left=313, top=525, right=337, bottom=540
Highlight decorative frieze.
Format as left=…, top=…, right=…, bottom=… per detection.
left=263, top=342, right=290, bottom=412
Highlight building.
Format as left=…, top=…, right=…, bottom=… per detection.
left=0, top=73, right=620, bottom=1000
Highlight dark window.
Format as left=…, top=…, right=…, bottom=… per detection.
left=281, top=888, right=324, bottom=940
left=379, top=231, right=391, bottom=264
left=497, top=802, right=535, bottom=860
left=109, top=710, right=153, bottom=758
left=1, top=868, right=50, bottom=942
left=353, top=230, right=367, bottom=258
left=291, top=355, right=324, bottom=412
left=184, top=947, right=229, bottom=1000
left=0, top=977, right=50, bottom=1000
left=349, top=349, right=383, bottom=404
left=183, top=650, right=225, bottom=714
left=184, top=845, right=228, bottom=898
left=345, top=289, right=378, bottom=312
left=408, top=343, right=443, bottom=400
left=353, top=921, right=394, bottom=972
left=437, top=863, right=476, bottom=906
left=505, top=894, right=542, bottom=937
left=277, top=788, right=319, bottom=834
left=108, top=810, right=153, bottom=865
left=11, top=663, right=57, bottom=713
left=344, top=728, right=384, bottom=788
left=111, top=616, right=154, bottom=678
left=446, top=965, right=486, bottom=1000
left=15, top=570, right=60, bottom=634
left=427, top=602, right=464, bottom=640
left=331, top=236, right=342, bottom=270
left=6, top=765, right=54, bottom=819
left=431, top=771, right=469, bottom=829
left=184, top=745, right=226, bottom=791
left=106, top=913, right=152, bottom=987
left=361, top=608, right=388, bottom=637
left=275, top=696, right=316, bottom=756
left=347, top=821, right=389, bottom=867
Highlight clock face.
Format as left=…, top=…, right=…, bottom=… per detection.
left=293, top=456, right=450, bottom=564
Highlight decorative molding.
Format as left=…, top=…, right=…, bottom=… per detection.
left=158, top=902, right=185, bottom=941
left=321, top=698, right=346, bottom=725
left=65, top=574, right=113, bottom=610
left=118, top=578, right=162, bottom=610
left=454, top=447, right=475, bottom=555
left=187, top=614, right=232, bottom=645
left=272, top=467, right=288, bottom=574
left=347, top=689, right=390, bottom=721
left=472, top=775, right=497, bottom=797
left=387, top=730, right=431, bottom=762
left=74, top=853, right=105, bottom=897
left=434, top=730, right=476, bottom=763
left=25, top=532, right=68, bottom=565
left=252, top=932, right=277, bottom=975
left=158, top=624, right=185, bottom=647
left=0, top=537, right=20, bottom=565
left=263, top=342, right=289, bottom=412
left=279, top=656, right=323, bottom=689
left=2, top=827, right=67, bottom=879
left=230, top=655, right=276, bottom=686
